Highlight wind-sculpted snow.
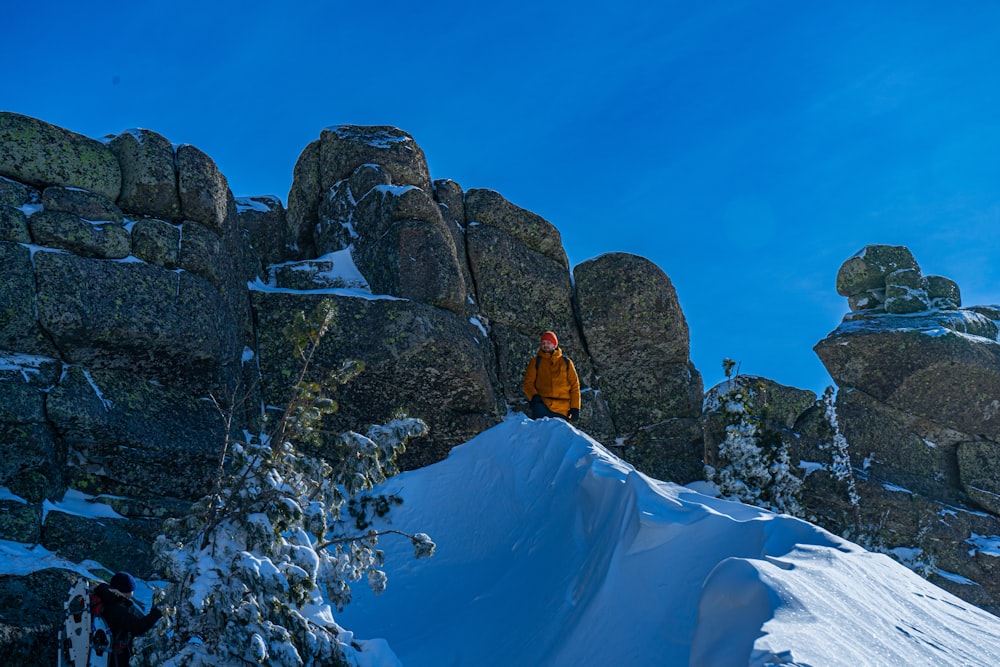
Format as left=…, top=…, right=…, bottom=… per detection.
left=338, top=417, right=1000, bottom=666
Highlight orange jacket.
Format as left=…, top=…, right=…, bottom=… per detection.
left=522, top=347, right=581, bottom=416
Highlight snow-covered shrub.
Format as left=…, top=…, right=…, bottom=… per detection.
left=817, top=386, right=862, bottom=527
left=135, top=301, right=435, bottom=666
left=705, top=360, right=803, bottom=516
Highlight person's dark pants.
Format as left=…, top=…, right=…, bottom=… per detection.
left=530, top=400, right=568, bottom=421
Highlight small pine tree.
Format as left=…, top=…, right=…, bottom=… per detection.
left=135, top=301, right=435, bottom=666
left=705, top=359, right=803, bottom=516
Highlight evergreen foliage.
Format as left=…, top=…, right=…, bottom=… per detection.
left=135, top=301, right=435, bottom=666
left=705, top=359, right=804, bottom=516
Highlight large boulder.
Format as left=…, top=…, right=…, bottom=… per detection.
left=236, top=195, right=288, bottom=266
left=0, top=569, right=79, bottom=665
left=41, top=511, right=157, bottom=579
left=834, top=388, right=965, bottom=501
left=355, top=217, right=467, bottom=313
left=286, top=126, right=434, bottom=260
left=0, top=422, right=63, bottom=503
left=575, top=253, right=702, bottom=429
left=884, top=267, right=928, bottom=315
left=0, top=242, right=59, bottom=356
left=465, top=188, right=567, bottom=268
left=0, top=354, right=64, bottom=503
left=319, top=125, right=432, bottom=194
left=285, top=138, right=321, bottom=257
left=835, top=244, right=965, bottom=315
left=348, top=181, right=466, bottom=312
left=836, top=244, right=919, bottom=297
left=0, top=498, right=42, bottom=543
left=177, top=144, right=232, bottom=235
left=809, top=245, right=1000, bottom=614
left=252, top=290, right=502, bottom=469
left=34, top=251, right=240, bottom=393
left=46, top=366, right=225, bottom=499
left=285, top=127, right=458, bottom=314
left=352, top=181, right=442, bottom=241
left=28, top=211, right=131, bottom=259
left=815, top=311, right=1000, bottom=440
left=178, top=220, right=232, bottom=290
left=926, top=275, right=961, bottom=308
left=816, top=244, right=1000, bottom=550
left=0, top=112, right=121, bottom=201
left=41, top=186, right=123, bottom=223
left=107, top=128, right=182, bottom=221
left=130, top=217, right=181, bottom=268
left=0, top=376, right=45, bottom=425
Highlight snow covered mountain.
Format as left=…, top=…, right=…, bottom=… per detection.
left=338, top=416, right=1000, bottom=666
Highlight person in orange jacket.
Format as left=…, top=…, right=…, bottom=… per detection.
left=522, top=330, right=581, bottom=422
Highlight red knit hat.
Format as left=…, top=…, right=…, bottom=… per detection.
left=540, top=331, right=558, bottom=347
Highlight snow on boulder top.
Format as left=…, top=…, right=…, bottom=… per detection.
left=326, top=125, right=414, bottom=150
left=338, top=416, right=1000, bottom=667
left=235, top=196, right=280, bottom=213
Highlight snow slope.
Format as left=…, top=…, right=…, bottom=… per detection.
left=338, top=416, right=1000, bottom=666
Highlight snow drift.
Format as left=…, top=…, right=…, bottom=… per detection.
left=339, top=416, right=1000, bottom=666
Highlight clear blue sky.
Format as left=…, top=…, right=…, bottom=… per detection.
left=6, top=1, right=1000, bottom=395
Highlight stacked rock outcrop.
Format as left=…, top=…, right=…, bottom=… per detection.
left=815, top=244, right=1000, bottom=611
left=259, top=123, right=706, bottom=471
left=0, top=113, right=258, bottom=661
left=836, top=244, right=962, bottom=314
left=0, top=112, right=705, bottom=662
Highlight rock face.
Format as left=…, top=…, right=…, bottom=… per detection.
left=4, top=116, right=1000, bottom=658
left=0, top=113, right=706, bottom=663
left=814, top=244, right=1000, bottom=612
left=6, top=115, right=1000, bottom=661
left=0, top=112, right=261, bottom=663
left=574, top=253, right=704, bottom=479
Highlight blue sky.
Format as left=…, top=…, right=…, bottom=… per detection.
left=6, top=1, right=1000, bottom=394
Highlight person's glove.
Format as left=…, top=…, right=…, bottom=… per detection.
left=568, top=408, right=580, bottom=422
left=150, top=607, right=164, bottom=622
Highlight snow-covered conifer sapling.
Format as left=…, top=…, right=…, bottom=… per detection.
left=135, top=301, right=435, bottom=666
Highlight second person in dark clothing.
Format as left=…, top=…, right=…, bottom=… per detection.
left=95, top=571, right=163, bottom=666
left=522, top=330, right=581, bottom=422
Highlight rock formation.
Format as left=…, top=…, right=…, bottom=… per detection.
left=815, top=244, right=1000, bottom=612
left=0, top=112, right=704, bottom=662
left=697, top=244, right=1000, bottom=618
left=7, top=112, right=999, bottom=662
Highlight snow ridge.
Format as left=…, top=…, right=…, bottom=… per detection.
left=339, top=417, right=1000, bottom=666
